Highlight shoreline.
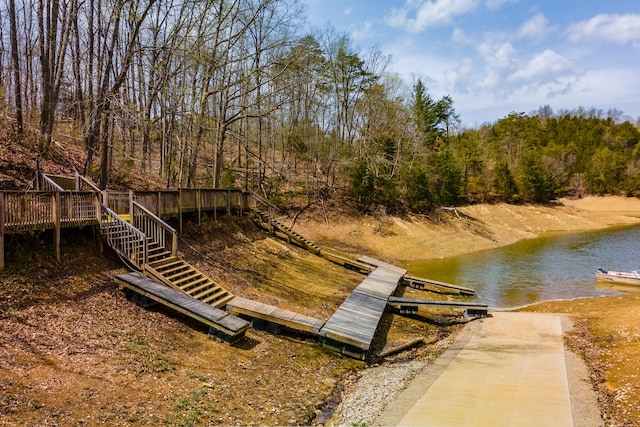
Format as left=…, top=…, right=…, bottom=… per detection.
left=323, top=196, right=640, bottom=426
left=295, top=196, right=640, bottom=264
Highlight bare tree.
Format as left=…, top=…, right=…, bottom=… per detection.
left=8, top=0, right=23, bottom=132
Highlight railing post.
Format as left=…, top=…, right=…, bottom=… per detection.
left=129, top=190, right=134, bottom=223
left=179, top=189, right=183, bottom=234
left=0, top=192, right=5, bottom=270
left=197, top=189, right=202, bottom=224
left=53, top=192, right=61, bottom=262
left=95, top=195, right=103, bottom=255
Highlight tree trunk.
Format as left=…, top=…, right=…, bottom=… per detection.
left=8, top=0, right=23, bottom=133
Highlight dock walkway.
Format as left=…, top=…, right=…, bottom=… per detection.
left=115, top=272, right=250, bottom=343
left=226, top=296, right=326, bottom=334
left=319, top=262, right=407, bottom=359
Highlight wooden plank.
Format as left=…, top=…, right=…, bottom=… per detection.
left=404, top=274, right=475, bottom=295
left=115, top=273, right=249, bottom=336
left=388, top=296, right=488, bottom=310
left=319, top=292, right=388, bottom=350
left=354, top=268, right=404, bottom=300
left=227, top=296, right=326, bottom=333
left=357, top=255, right=408, bottom=276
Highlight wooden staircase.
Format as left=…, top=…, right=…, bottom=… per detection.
left=96, top=193, right=234, bottom=309
left=143, top=257, right=234, bottom=309
left=253, top=209, right=321, bottom=255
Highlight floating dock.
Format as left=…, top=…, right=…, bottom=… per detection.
left=226, top=296, right=326, bottom=334
left=319, top=263, right=407, bottom=360
left=387, top=296, right=488, bottom=317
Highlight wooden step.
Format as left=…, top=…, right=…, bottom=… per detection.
left=148, top=257, right=182, bottom=270
left=172, top=271, right=203, bottom=287
left=211, top=294, right=235, bottom=309
left=180, top=277, right=211, bottom=294
left=191, top=284, right=222, bottom=300
left=201, top=289, right=229, bottom=304
left=166, top=266, right=197, bottom=281
left=158, top=262, right=191, bottom=276
left=148, top=250, right=172, bottom=262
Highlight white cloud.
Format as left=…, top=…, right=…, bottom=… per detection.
left=350, top=21, right=374, bottom=41
left=386, top=0, right=479, bottom=33
left=568, top=13, right=640, bottom=44
left=451, top=27, right=473, bottom=46
left=518, top=13, right=550, bottom=40
left=509, top=49, right=574, bottom=83
left=485, top=0, right=518, bottom=10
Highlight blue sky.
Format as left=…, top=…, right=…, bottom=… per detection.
left=302, top=0, right=640, bottom=126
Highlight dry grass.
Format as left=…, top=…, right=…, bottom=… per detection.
left=522, top=294, right=640, bottom=426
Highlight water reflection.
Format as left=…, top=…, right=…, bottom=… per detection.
left=405, top=224, right=640, bottom=309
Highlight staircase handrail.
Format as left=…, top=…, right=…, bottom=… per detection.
left=99, top=203, right=147, bottom=269
left=250, top=193, right=281, bottom=213
left=40, top=173, right=66, bottom=192
left=76, top=173, right=102, bottom=192
left=132, top=201, right=178, bottom=257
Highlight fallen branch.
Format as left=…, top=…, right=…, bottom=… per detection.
left=377, top=337, right=425, bottom=359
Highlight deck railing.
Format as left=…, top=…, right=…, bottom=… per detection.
left=132, top=201, right=177, bottom=258
left=0, top=179, right=258, bottom=269
left=45, top=174, right=77, bottom=191
left=1, top=191, right=99, bottom=233
left=99, top=203, right=147, bottom=270
left=40, top=174, right=66, bottom=192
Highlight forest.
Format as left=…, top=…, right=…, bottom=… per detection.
left=1, top=0, right=639, bottom=212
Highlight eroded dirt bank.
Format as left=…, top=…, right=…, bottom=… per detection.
left=1, top=197, right=640, bottom=426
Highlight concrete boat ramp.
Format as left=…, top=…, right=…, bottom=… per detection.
left=374, top=311, right=602, bottom=427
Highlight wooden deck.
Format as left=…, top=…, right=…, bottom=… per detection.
left=226, top=297, right=326, bottom=334
left=115, top=272, right=250, bottom=343
left=319, top=264, right=406, bottom=359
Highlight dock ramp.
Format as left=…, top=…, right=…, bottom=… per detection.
left=115, top=272, right=250, bottom=343
left=226, top=297, right=326, bottom=334
left=319, top=263, right=407, bottom=360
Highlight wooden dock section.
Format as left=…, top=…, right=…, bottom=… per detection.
left=115, top=272, right=250, bottom=343
left=226, top=297, right=326, bottom=334
left=403, top=274, right=475, bottom=296
left=387, top=296, right=488, bottom=317
left=319, top=265, right=406, bottom=359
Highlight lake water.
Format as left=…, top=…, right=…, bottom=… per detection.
left=404, top=224, right=640, bottom=309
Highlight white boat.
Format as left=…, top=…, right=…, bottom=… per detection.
left=595, top=268, right=640, bottom=286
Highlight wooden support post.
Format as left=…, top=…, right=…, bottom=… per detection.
left=0, top=192, right=5, bottom=271
left=197, top=189, right=202, bottom=224
left=179, top=189, right=183, bottom=234
left=95, top=196, right=103, bottom=255
left=54, top=192, right=61, bottom=262
left=227, top=189, right=231, bottom=216
left=129, top=190, right=134, bottom=222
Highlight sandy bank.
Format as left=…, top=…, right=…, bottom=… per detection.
left=294, top=196, right=640, bottom=263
